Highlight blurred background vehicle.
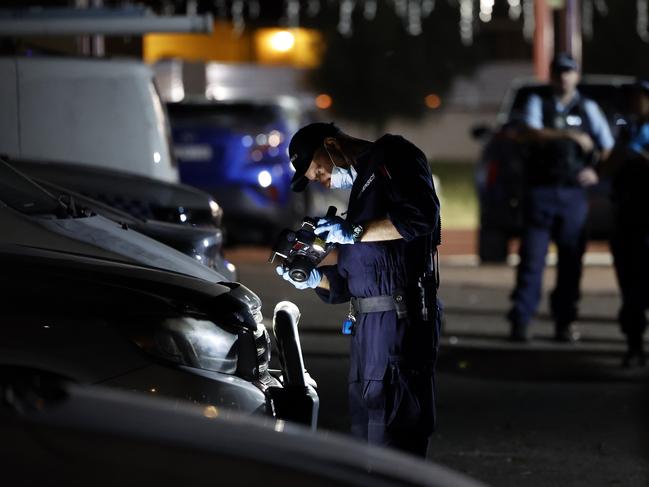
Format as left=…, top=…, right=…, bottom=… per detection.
left=167, top=99, right=306, bottom=244
left=0, top=56, right=176, bottom=181
left=472, top=76, right=634, bottom=262
left=0, top=161, right=318, bottom=426
left=0, top=54, right=236, bottom=273
left=156, top=59, right=351, bottom=244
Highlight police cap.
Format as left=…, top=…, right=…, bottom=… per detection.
left=289, top=122, right=341, bottom=192
left=636, top=78, right=649, bottom=94
left=550, top=53, right=579, bottom=73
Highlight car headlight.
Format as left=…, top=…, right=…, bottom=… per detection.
left=143, top=316, right=239, bottom=374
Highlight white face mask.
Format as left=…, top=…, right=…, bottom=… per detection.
left=325, top=145, right=357, bottom=189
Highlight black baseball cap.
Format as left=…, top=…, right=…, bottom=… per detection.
left=636, top=77, right=649, bottom=94
left=289, top=122, right=341, bottom=192
left=551, top=53, right=579, bottom=73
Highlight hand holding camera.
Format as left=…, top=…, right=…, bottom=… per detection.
left=314, top=216, right=356, bottom=245
left=269, top=206, right=338, bottom=285
left=276, top=266, right=322, bottom=289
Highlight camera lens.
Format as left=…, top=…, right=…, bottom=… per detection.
left=289, top=268, right=307, bottom=282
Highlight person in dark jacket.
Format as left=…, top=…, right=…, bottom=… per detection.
left=609, top=79, right=649, bottom=367
left=276, top=123, right=441, bottom=457
left=507, top=53, right=614, bottom=342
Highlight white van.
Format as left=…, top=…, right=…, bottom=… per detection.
left=0, top=56, right=177, bottom=182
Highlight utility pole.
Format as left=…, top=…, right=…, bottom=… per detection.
left=534, top=0, right=582, bottom=81
left=534, top=0, right=554, bottom=81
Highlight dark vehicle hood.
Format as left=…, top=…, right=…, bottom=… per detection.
left=0, top=242, right=260, bottom=337
left=0, top=202, right=230, bottom=283
left=0, top=242, right=231, bottom=300
left=12, top=158, right=222, bottom=226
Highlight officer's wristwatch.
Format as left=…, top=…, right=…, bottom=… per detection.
left=351, top=223, right=364, bottom=243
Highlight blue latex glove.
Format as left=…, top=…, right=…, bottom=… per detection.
left=275, top=265, right=322, bottom=289
left=314, top=216, right=355, bottom=245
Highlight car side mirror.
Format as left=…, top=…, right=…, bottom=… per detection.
left=470, top=124, right=492, bottom=140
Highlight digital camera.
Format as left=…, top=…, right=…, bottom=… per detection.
left=269, top=206, right=337, bottom=282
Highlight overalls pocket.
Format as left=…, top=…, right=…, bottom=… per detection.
left=385, top=356, right=434, bottom=435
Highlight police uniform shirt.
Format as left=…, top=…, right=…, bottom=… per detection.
left=629, top=122, right=649, bottom=156
left=612, top=120, right=649, bottom=230
left=524, top=92, right=615, bottom=151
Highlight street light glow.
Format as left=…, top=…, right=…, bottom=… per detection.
left=315, top=93, right=333, bottom=109
left=258, top=170, right=272, bottom=188
left=269, top=31, right=295, bottom=52
left=425, top=94, right=442, bottom=109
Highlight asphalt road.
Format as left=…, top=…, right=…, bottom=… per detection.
left=227, top=247, right=649, bottom=487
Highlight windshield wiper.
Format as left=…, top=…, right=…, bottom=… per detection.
left=0, top=158, right=89, bottom=219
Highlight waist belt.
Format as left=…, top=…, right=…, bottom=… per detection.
left=350, top=291, right=408, bottom=319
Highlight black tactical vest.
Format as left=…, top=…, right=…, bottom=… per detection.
left=526, top=95, right=594, bottom=186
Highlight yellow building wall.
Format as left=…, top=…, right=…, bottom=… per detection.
left=254, top=28, right=323, bottom=68
left=144, top=22, right=323, bottom=68
left=144, top=22, right=254, bottom=63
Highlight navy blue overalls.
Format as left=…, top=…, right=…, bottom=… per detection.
left=315, top=135, right=441, bottom=457
left=610, top=121, right=649, bottom=356
left=508, top=94, right=610, bottom=330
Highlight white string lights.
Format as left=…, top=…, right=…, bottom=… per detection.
left=306, top=0, right=320, bottom=17
left=363, top=0, right=377, bottom=21
left=508, top=0, right=522, bottom=21
left=583, top=0, right=594, bottom=40
left=522, top=0, right=535, bottom=42
left=639, top=0, right=649, bottom=42
left=394, top=0, right=408, bottom=19
left=286, top=0, right=300, bottom=27
left=231, top=0, right=245, bottom=36
left=407, top=0, right=423, bottom=35
left=594, top=0, right=608, bottom=16
left=200, top=0, right=648, bottom=45
left=459, top=0, right=474, bottom=46
left=248, top=0, right=260, bottom=19
left=479, top=0, right=494, bottom=23
left=214, top=0, right=227, bottom=19
left=422, top=0, right=435, bottom=18
left=583, top=0, right=611, bottom=41
left=338, top=0, right=356, bottom=37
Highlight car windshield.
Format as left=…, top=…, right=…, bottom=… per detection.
left=0, top=160, right=61, bottom=216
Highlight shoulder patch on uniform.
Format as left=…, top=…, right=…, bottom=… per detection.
left=358, top=173, right=376, bottom=197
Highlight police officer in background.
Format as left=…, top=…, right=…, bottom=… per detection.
left=609, top=79, right=649, bottom=367
left=507, top=53, right=614, bottom=342
left=276, top=123, right=441, bottom=457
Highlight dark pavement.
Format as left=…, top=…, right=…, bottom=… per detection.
left=227, top=243, right=649, bottom=486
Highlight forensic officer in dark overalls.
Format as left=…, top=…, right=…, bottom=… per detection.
left=507, top=53, right=614, bottom=342
left=609, top=79, right=649, bottom=367
left=276, top=123, right=441, bottom=457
